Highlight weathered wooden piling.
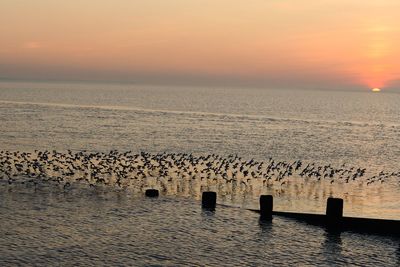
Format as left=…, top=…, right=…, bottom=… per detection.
left=260, top=195, right=273, bottom=220
left=326, top=198, right=343, bottom=220
left=202, top=191, right=217, bottom=210
left=325, top=197, right=343, bottom=229
left=145, top=189, right=159, bottom=197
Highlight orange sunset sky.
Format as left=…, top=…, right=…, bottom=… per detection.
left=1, top=0, right=400, bottom=89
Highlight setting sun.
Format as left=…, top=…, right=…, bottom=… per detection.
left=372, top=88, right=381, bottom=92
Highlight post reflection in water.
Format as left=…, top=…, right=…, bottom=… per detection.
left=201, top=209, right=216, bottom=218
left=397, top=244, right=400, bottom=265
left=258, top=219, right=273, bottom=234
left=322, top=230, right=344, bottom=264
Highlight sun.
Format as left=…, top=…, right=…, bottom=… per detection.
left=371, top=88, right=381, bottom=92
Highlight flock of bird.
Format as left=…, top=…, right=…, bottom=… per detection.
left=1, top=150, right=399, bottom=196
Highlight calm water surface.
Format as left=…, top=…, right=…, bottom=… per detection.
left=1, top=81, right=399, bottom=218
left=0, top=81, right=399, bottom=265
left=0, top=186, right=399, bottom=266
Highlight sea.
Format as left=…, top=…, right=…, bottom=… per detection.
left=0, top=81, right=399, bottom=266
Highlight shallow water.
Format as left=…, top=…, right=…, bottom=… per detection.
left=0, top=188, right=399, bottom=266
left=0, top=81, right=399, bottom=219
left=1, top=81, right=400, bottom=265
left=1, top=82, right=400, bottom=171
left=1, top=150, right=399, bottom=220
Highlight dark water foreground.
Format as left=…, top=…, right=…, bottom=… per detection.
left=0, top=187, right=399, bottom=266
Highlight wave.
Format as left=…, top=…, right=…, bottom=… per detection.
left=1, top=100, right=399, bottom=129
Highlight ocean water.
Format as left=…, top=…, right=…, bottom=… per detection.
left=0, top=81, right=399, bottom=265
left=0, top=189, right=399, bottom=266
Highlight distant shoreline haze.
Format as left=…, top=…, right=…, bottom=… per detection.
left=0, top=79, right=399, bottom=94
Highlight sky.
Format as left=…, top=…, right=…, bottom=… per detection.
left=1, top=0, right=400, bottom=90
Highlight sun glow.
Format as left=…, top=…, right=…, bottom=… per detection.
left=1, top=1, right=400, bottom=87
left=372, top=88, right=381, bottom=92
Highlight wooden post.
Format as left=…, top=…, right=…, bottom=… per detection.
left=202, top=191, right=216, bottom=210
left=260, top=195, right=273, bottom=220
left=326, top=197, right=343, bottom=229
left=145, top=189, right=159, bottom=197
left=326, top=197, right=343, bottom=219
